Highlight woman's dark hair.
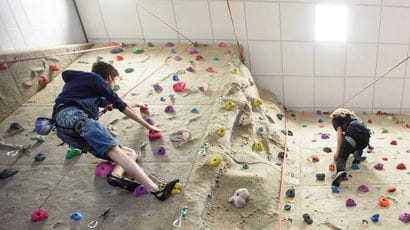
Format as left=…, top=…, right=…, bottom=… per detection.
left=91, top=62, right=119, bottom=80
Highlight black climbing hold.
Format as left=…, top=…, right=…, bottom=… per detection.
left=286, top=188, right=295, bottom=198
left=277, top=152, right=287, bottom=159
left=34, top=153, right=46, bottom=162
left=303, top=213, right=313, bottom=225
left=9, top=122, right=23, bottom=130
left=290, top=113, right=296, bottom=118
left=110, top=47, right=124, bottom=54
left=316, top=173, right=325, bottom=181
left=281, top=130, right=293, bottom=136
left=323, top=147, right=332, bottom=153
left=0, top=168, right=19, bottom=180
left=147, top=42, right=155, bottom=47
left=276, top=114, right=284, bottom=120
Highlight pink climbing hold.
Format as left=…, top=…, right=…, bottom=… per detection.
left=165, top=42, right=174, bottom=47
left=132, top=185, right=149, bottom=197
left=321, top=134, right=329, bottom=139
left=367, top=146, right=374, bottom=153
left=31, top=208, right=49, bottom=222
left=187, top=48, right=198, bottom=54
left=218, top=42, right=227, bottom=47
left=206, top=67, right=215, bottom=72
left=140, top=107, right=149, bottom=113
left=173, top=82, right=187, bottom=92
left=198, top=83, right=208, bottom=92
left=157, top=145, right=166, bottom=155
left=195, top=55, right=203, bottom=61
left=186, top=67, right=195, bottom=72
left=346, top=198, right=356, bottom=207
left=374, top=163, right=383, bottom=170
left=174, top=56, right=182, bottom=61
left=95, top=161, right=114, bottom=179
left=164, top=105, right=175, bottom=113
left=358, top=185, right=369, bottom=192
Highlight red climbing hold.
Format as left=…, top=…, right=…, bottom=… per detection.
left=31, top=208, right=48, bottom=222
left=386, top=187, right=396, bottom=192
left=140, top=107, right=149, bottom=113
left=108, top=42, right=118, bottom=46
left=390, top=140, right=397, bottom=145
left=49, top=63, right=59, bottom=71
left=0, top=63, right=7, bottom=70
left=382, top=157, right=388, bottom=161
left=396, top=163, right=406, bottom=170
left=378, top=197, right=390, bottom=207
left=312, top=156, right=320, bottom=162
left=367, top=119, right=372, bottom=124
left=38, top=75, right=49, bottom=85
left=406, top=124, right=410, bottom=128
left=116, top=55, right=124, bottom=61
left=376, top=111, right=383, bottom=116
left=329, top=163, right=335, bottom=171
left=148, top=131, right=162, bottom=141
left=194, top=55, right=203, bottom=61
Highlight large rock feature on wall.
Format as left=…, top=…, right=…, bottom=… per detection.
left=0, top=43, right=94, bottom=121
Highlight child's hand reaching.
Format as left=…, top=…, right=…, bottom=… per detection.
left=137, top=103, right=148, bottom=109
left=148, top=125, right=160, bottom=132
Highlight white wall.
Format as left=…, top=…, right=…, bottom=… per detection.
left=78, top=1, right=410, bottom=113
left=0, top=0, right=86, bottom=51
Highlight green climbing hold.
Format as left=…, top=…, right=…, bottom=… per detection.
left=132, top=49, right=144, bottom=54
left=259, top=117, right=264, bottom=120
left=66, top=146, right=82, bottom=159
left=284, top=204, right=292, bottom=211
left=242, top=164, right=249, bottom=169
left=362, top=112, right=367, bottom=115
left=382, top=129, right=389, bottom=134
left=30, top=135, right=48, bottom=142
left=96, top=56, right=103, bottom=61
left=275, top=162, right=282, bottom=166
left=112, top=84, right=120, bottom=91
left=124, top=68, right=134, bottom=73
left=258, top=127, right=264, bottom=132
left=302, top=124, right=307, bottom=127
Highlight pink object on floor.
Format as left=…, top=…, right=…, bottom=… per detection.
left=31, top=208, right=48, bottom=222
left=95, top=161, right=114, bottom=179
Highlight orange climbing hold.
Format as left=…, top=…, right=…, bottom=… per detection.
left=378, top=197, right=390, bottom=207
left=329, top=163, right=335, bottom=171
left=108, top=42, right=118, bottom=46
left=49, top=64, right=59, bottom=71
left=301, top=111, right=306, bottom=115
left=312, top=156, right=320, bottom=162
left=396, top=163, right=406, bottom=170
left=386, top=187, right=396, bottom=193
left=319, top=125, right=325, bottom=128
left=376, top=111, right=383, bottom=116
left=38, top=75, right=49, bottom=85
left=116, top=55, right=124, bottom=61
left=382, top=157, right=388, bottom=161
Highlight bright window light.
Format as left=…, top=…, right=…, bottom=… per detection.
left=315, top=5, right=347, bottom=41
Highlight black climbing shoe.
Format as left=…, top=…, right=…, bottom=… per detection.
left=106, top=174, right=140, bottom=192
left=332, top=171, right=347, bottom=187
left=151, top=179, right=180, bottom=201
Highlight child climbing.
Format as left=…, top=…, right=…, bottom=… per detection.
left=330, top=108, right=370, bottom=191
left=52, top=61, right=179, bottom=201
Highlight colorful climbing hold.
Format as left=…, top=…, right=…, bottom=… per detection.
left=374, top=163, right=383, bottom=170
left=0, top=63, right=7, bottom=70
left=329, top=163, right=335, bottom=171
left=116, top=55, right=124, bottom=61
left=399, top=213, right=410, bottom=223
left=224, top=102, right=235, bottom=111
left=253, top=141, right=263, bottom=151
left=157, top=145, right=166, bottom=155
left=386, top=187, right=396, bottom=192
left=258, top=127, right=264, bottom=132
left=367, top=119, right=372, bottom=124
left=173, top=82, right=187, bottom=92
left=160, top=97, right=166, bottom=101
left=172, top=75, right=179, bottom=81
left=316, top=110, right=322, bottom=115
left=390, top=140, right=397, bottom=145
left=108, top=42, right=118, bottom=46
left=253, top=98, right=262, bottom=106
left=195, top=55, right=203, bottom=61
left=216, top=127, right=226, bottom=137
left=96, top=56, right=104, bottom=61
left=187, top=48, right=198, bottom=54
left=346, top=198, right=357, bottom=207
left=34, top=153, right=46, bottom=162
left=316, top=173, right=325, bottom=181
left=164, top=105, right=175, bottom=113
left=31, top=208, right=48, bottom=222
left=370, top=214, right=380, bottom=222
left=153, top=83, right=163, bottom=92
left=132, top=49, right=144, bottom=54
left=351, top=163, right=360, bottom=170
left=213, top=57, right=220, bottom=61
left=318, top=119, right=324, bottom=123
left=148, top=131, right=162, bottom=141
left=110, top=47, right=123, bottom=54
left=232, top=67, right=239, bottom=74
left=170, top=48, right=176, bottom=54
left=94, top=161, right=114, bottom=178
left=144, top=118, right=155, bottom=125
left=186, top=66, right=195, bottom=72
left=286, top=188, right=295, bottom=198
left=312, top=156, right=320, bottom=162
left=198, top=83, right=208, bottom=92
left=112, top=84, right=120, bottom=91
left=65, top=146, right=82, bottom=159
left=210, top=154, right=222, bottom=166
left=381, top=129, right=389, bottom=133
left=367, top=146, right=374, bottom=153
left=321, top=134, right=329, bottom=139
left=303, top=213, right=313, bottom=225
left=124, top=68, right=134, bottom=73
left=165, top=42, right=174, bottom=47
left=218, top=42, right=227, bottom=47
left=396, top=163, right=406, bottom=169
left=242, top=164, right=249, bottom=169
left=49, top=63, right=59, bottom=71
left=284, top=204, right=292, bottom=211
left=190, top=108, right=199, bottom=113
left=70, top=212, right=82, bottom=221
left=38, top=75, right=49, bottom=85
left=358, top=185, right=369, bottom=192
left=382, top=157, right=388, bottom=161
left=376, top=111, right=383, bottom=116
left=378, top=197, right=390, bottom=207
left=140, top=107, right=149, bottom=113
left=206, top=67, right=215, bottom=72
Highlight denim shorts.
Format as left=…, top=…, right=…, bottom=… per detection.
left=56, top=106, right=121, bottom=161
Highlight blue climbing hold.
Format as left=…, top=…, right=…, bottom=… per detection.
left=172, top=75, right=179, bottom=81
left=160, top=97, right=166, bottom=101
left=318, top=119, right=324, bottom=123
left=213, top=57, right=220, bottom=61
left=370, top=214, right=379, bottom=222
left=331, top=185, right=340, bottom=193
left=170, top=48, right=176, bottom=53
left=191, top=108, right=199, bottom=113
left=351, top=163, right=360, bottom=170
left=70, top=212, right=82, bottom=221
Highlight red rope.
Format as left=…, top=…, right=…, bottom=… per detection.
left=135, top=1, right=196, bottom=45
left=277, top=110, right=290, bottom=230
left=0, top=46, right=118, bottom=64
left=226, top=0, right=244, bottom=61
left=335, top=55, right=410, bottom=111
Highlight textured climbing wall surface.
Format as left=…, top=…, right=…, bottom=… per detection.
left=0, top=43, right=409, bottom=229
left=0, top=43, right=94, bottom=121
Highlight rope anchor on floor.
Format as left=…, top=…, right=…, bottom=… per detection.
left=173, top=206, right=188, bottom=227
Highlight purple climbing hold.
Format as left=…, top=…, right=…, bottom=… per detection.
left=186, top=67, right=195, bottom=72
left=164, top=105, right=175, bottom=113
left=374, top=163, right=383, bottom=170
left=367, top=146, right=374, bottom=153
left=316, top=110, right=322, bottom=115
left=153, top=83, right=163, bottom=92
left=144, top=118, right=155, bottom=125
left=321, top=134, right=329, bottom=139
left=399, top=213, right=410, bottom=223
left=358, top=185, right=369, bottom=192
left=346, top=198, right=357, bottom=207
left=187, top=48, right=198, bottom=54
left=165, top=42, right=174, bottom=47
left=157, top=145, right=166, bottom=155
left=132, top=185, right=149, bottom=197
left=174, top=56, right=182, bottom=61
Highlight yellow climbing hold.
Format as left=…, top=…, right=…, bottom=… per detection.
left=224, top=102, right=235, bottom=111
left=253, top=141, right=263, bottom=151
left=232, top=67, right=240, bottom=74
left=253, top=98, right=263, bottom=106
left=216, top=127, right=226, bottom=137
left=210, top=154, right=222, bottom=166
left=170, top=182, right=182, bottom=195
